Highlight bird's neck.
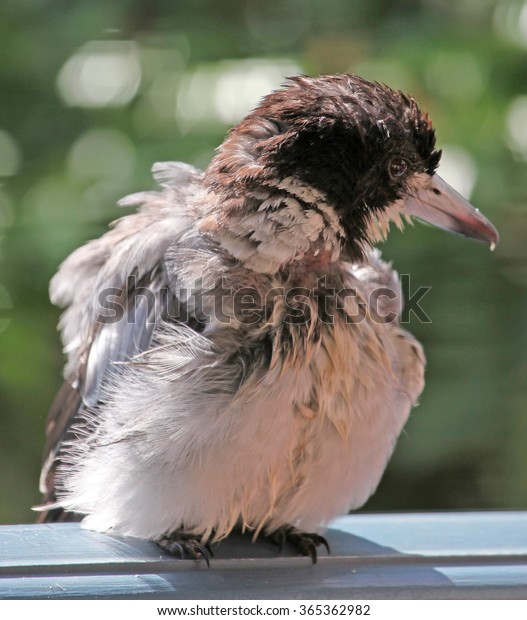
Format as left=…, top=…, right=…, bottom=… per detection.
left=198, top=174, right=346, bottom=274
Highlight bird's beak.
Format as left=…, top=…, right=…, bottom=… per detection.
left=402, top=174, right=499, bottom=249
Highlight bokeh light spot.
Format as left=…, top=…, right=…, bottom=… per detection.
left=494, top=0, right=527, bottom=47
left=176, top=59, right=301, bottom=131
left=57, top=41, right=141, bottom=108
left=68, top=128, right=136, bottom=182
left=438, top=145, right=478, bottom=199
left=505, top=96, right=527, bottom=160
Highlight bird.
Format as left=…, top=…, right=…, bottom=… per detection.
left=36, top=74, right=498, bottom=564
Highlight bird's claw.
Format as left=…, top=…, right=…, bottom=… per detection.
left=157, top=533, right=212, bottom=567
left=269, top=526, right=330, bottom=564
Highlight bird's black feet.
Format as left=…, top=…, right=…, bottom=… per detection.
left=157, top=532, right=213, bottom=567
left=269, top=525, right=330, bottom=563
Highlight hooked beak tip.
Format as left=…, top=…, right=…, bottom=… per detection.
left=402, top=174, right=499, bottom=249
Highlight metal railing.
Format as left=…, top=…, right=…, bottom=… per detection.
left=1, top=512, right=526, bottom=599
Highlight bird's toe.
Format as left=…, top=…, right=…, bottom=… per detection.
left=268, top=526, right=330, bottom=564
left=157, top=532, right=212, bottom=567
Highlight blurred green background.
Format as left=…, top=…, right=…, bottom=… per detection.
left=0, top=0, right=526, bottom=524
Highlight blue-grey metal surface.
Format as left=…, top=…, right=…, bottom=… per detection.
left=1, top=512, right=526, bottom=599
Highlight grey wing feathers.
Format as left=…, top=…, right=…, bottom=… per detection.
left=82, top=271, right=165, bottom=407
left=38, top=162, right=203, bottom=518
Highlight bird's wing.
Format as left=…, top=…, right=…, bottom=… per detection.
left=38, top=162, right=204, bottom=519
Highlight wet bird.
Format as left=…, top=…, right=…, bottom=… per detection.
left=37, top=74, right=498, bottom=563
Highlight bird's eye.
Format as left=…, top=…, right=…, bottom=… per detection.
left=389, top=157, right=409, bottom=179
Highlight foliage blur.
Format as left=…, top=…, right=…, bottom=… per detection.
left=0, top=0, right=526, bottom=524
